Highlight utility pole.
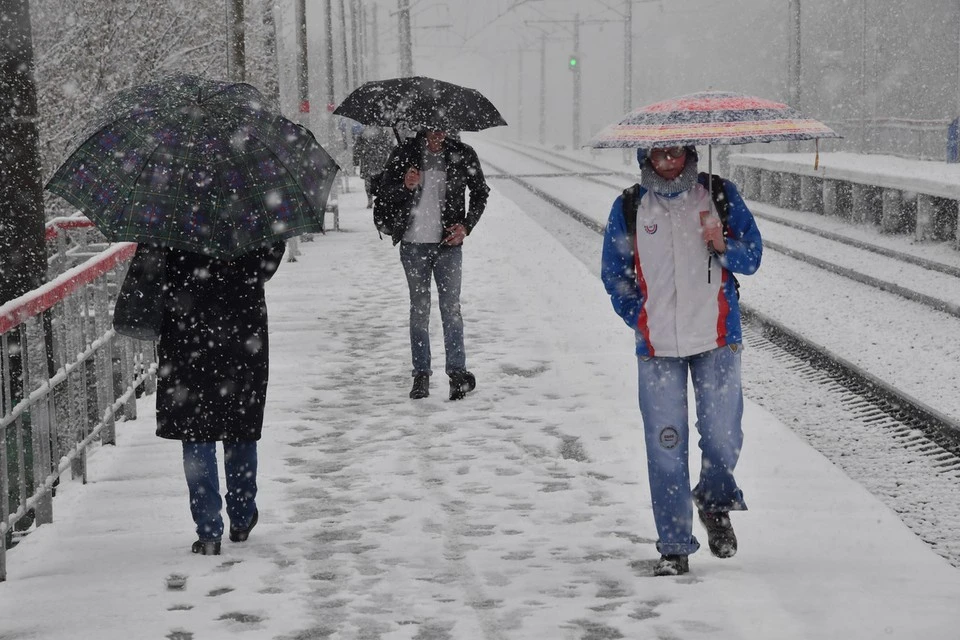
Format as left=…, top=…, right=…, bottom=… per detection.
left=788, top=0, right=801, bottom=151
left=371, top=4, right=380, bottom=80
left=517, top=48, right=524, bottom=141
left=539, top=31, right=546, bottom=145
left=350, top=0, right=362, bottom=88
left=226, top=0, right=246, bottom=82
left=398, top=0, right=413, bottom=76
left=624, top=0, right=632, bottom=115
left=295, top=0, right=310, bottom=116
left=0, top=0, right=46, bottom=307
left=339, top=0, right=351, bottom=90
left=260, top=0, right=281, bottom=106
left=572, top=13, right=581, bottom=148
left=358, top=0, right=368, bottom=83
left=325, top=0, right=337, bottom=144
left=859, top=0, right=867, bottom=153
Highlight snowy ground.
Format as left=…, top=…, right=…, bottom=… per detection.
left=1, top=179, right=958, bottom=640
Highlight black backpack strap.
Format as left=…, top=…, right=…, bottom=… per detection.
left=622, top=183, right=641, bottom=237
left=699, top=172, right=730, bottom=228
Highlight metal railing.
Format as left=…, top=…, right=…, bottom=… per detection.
left=0, top=226, right=156, bottom=582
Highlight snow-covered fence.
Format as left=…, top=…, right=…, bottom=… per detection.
left=0, top=241, right=157, bottom=582
left=44, top=216, right=109, bottom=278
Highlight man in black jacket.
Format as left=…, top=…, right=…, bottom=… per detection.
left=375, top=129, right=490, bottom=400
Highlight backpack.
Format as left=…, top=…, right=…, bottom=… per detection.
left=622, top=172, right=740, bottom=298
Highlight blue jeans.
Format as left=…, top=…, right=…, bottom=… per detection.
left=182, top=441, right=258, bottom=542
left=636, top=345, right=747, bottom=557
left=399, top=242, right=466, bottom=376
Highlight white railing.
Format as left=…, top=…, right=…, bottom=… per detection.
left=0, top=226, right=156, bottom=582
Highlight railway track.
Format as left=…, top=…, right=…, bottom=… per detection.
left=478, top=139, right=960, bottom=566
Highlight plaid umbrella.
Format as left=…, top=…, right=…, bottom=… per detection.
left=588, top=91, right=840, bottom=148
left=47, top=74, right=339, bottom=260
left=333, top=76, right=507, bottom=133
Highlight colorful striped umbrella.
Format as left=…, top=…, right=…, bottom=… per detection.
left=588, top=91, right=840, bottom=149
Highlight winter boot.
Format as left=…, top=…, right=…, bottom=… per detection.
left=449, top=371, right=476, bottom=401
left=410, top=373, right=430, bottom=399
left=229, top=508, right=259, bottom=543
left=698, top=509, right=738, bottom=558
left=654, top=554, right=689, bottom=576
left=191, top=539, right=221, bottom=555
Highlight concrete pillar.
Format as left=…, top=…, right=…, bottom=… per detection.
left=760, top=170, right=780, bottom=204
left=822, top=179, right=838, bottom=217
left=741, top=167, right=761, bottom=200
left=880, top=189, right=903, bottom=233
left=800, top=176, right=821, bottom=213
left=915, top=195, right=934, bottom=241
left=851, top=183, right=871, bottom=223
left=779, top=173, right=801, bottom=210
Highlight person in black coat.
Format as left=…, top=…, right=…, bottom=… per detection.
left=353, top=126, right=395, bottom=208
left=375, top=130, right=489, bottom=401
left=155, top=242, right=285, bottom=555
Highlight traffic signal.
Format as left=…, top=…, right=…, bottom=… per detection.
left=568, top=53, right=579, bottom=70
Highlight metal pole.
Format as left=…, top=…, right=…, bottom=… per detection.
left=372, top=4, right=380, bottom=80
left=350, top=0, right=361, bottom=88
left=295, top=0, right=309, bottom=116
left=539, top=32, right=546, bottom=145
left=788, top=0, right=801, bottom=151
left=398, top=0, right=413, bottom=76
left=225, top=0, right=246, bottom=82
left=339, top=0, right=351, bottom=90
left=325, top=0, right=336, bottom=144
left=573, top=13, right=581, bottom=149
left=517, top=48, right=524, bottom=142
left=260, top=0, right=281, bottom=106
left=860, top=0, right=867, bottom=153
left=623, top=0, right=632, bottom=115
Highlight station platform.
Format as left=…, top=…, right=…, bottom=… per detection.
left=1, top=179, right=957, bottom=640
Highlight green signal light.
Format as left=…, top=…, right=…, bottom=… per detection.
left=569, top=55, right=578, bottom=69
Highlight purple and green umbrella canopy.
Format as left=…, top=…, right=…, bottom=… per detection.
left=588, top=91, right=840, bottom=149
left=47, top=73, right=339, bottom=260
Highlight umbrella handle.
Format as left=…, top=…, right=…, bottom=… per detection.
left=393, top=126, right=402, bottom=144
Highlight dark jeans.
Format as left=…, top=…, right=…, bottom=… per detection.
left=182, top=441, right=258, bottom=542
left=399, top=242, right=466, bottom=376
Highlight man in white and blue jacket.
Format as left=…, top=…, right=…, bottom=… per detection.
left=601, top=145, right=762, bottom=577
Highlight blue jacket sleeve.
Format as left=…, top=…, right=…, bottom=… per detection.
left=717, top=180, right=762, bottom=275
left=601, top=196, right=642, bottom=329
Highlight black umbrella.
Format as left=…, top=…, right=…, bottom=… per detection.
left=47, top=73, right=339, bottom=260
left=333, top=76, right=507, bottom=134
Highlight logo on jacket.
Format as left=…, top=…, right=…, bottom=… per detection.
left=643, top=224, right=658, bottom=234
left=658, top=426, right=680, bottom=449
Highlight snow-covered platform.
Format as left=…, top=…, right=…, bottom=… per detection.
left=729, top=151, right=960, bottom=242
left=1, top=180, right=958, bottom=640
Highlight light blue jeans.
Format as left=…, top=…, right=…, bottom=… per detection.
left=399, top=242, right=466, bottom=376
left=182, top=441, right=258, bottom=542
left=636, top=345, right=747, bottom=556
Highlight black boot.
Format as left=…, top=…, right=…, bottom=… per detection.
left=449, top=371, right=476, bottom=401
left=191, top=539, right=221, bottom=555
left=410, top=373, right=430, bottom=399
left=229, top=508, right=259, bottom=543
left=654, top=554, right=689, bottom=576
left=698, top=509, right=738, bottom=558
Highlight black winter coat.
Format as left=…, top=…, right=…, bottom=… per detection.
left=155, top=243, right=285, bottom=442
left=375, top=133, right=490, bottom=245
